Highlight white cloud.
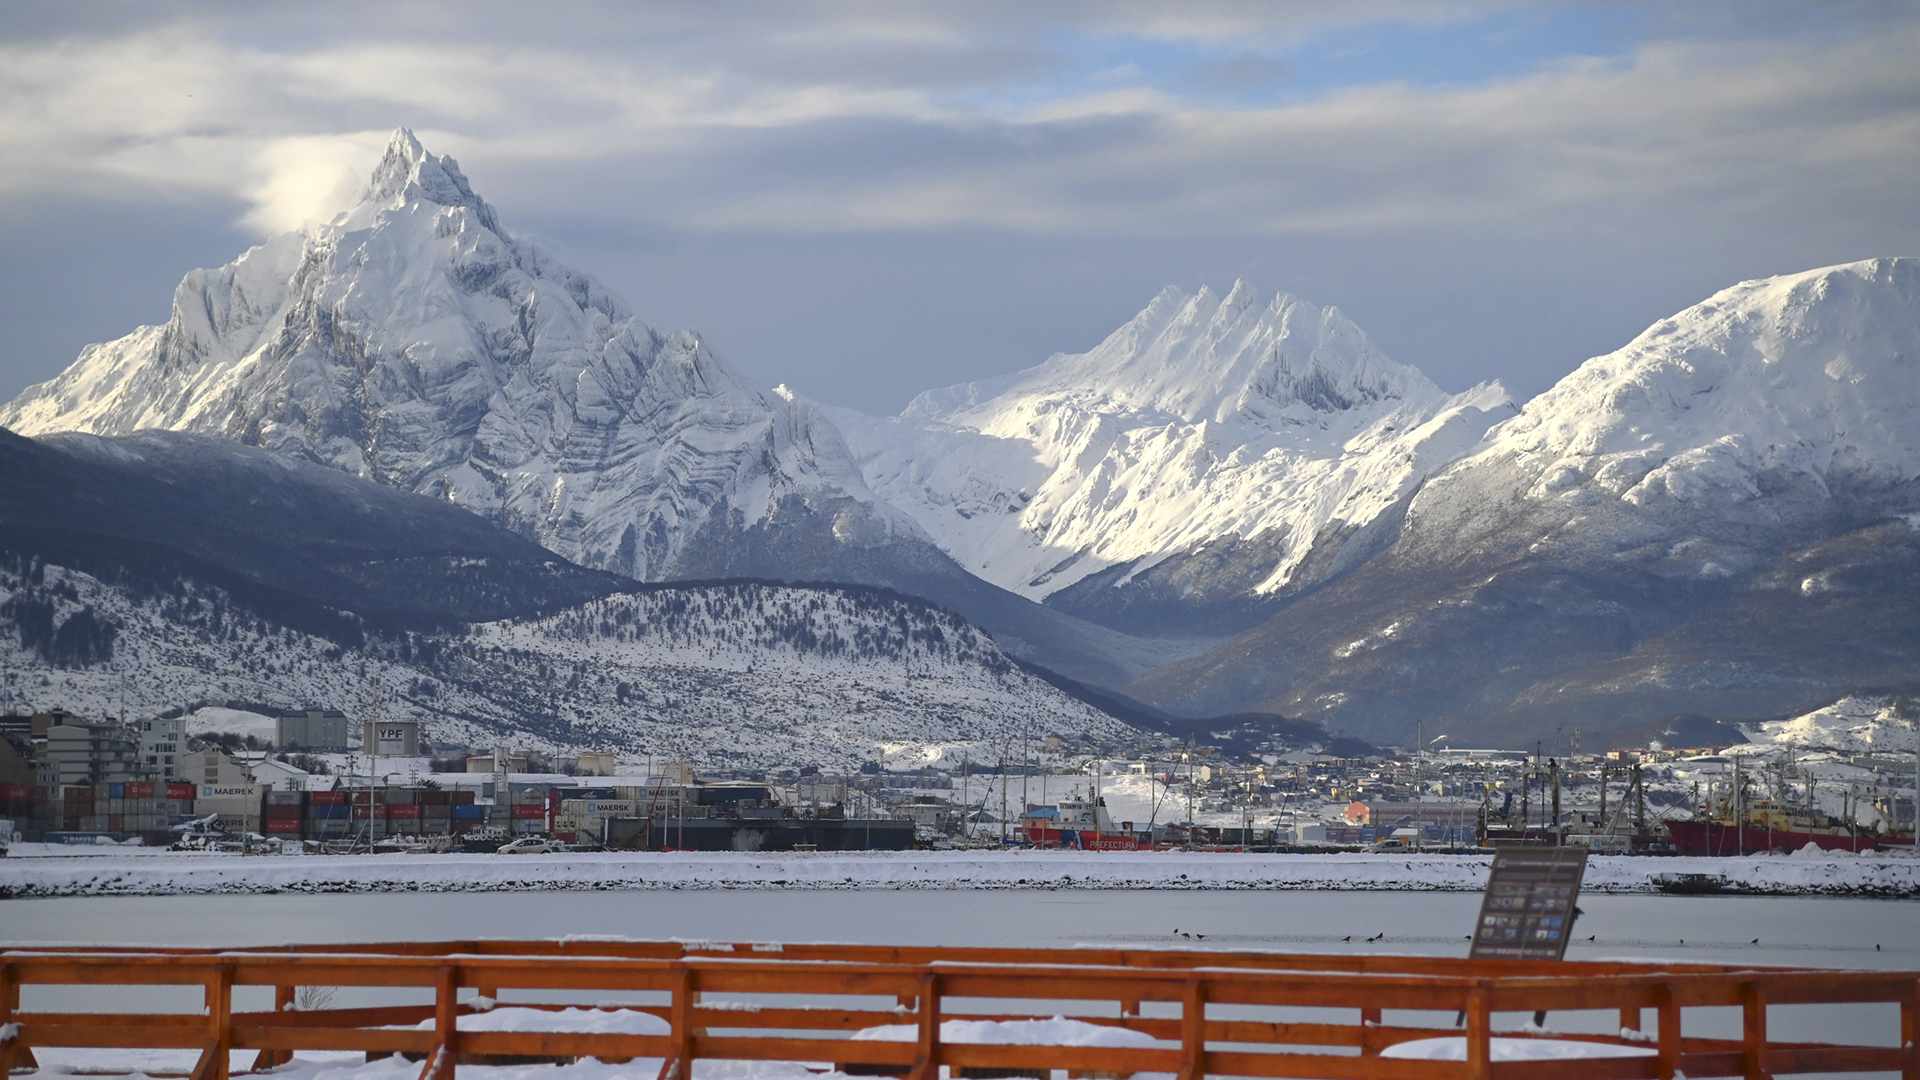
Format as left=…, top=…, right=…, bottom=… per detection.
left=0, top=2, right=1913, bottom=255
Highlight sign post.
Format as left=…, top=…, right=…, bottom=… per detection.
left=1468, top=847, right=1588, bottom=1027
left=1470, top=847, right=1588, bottom=961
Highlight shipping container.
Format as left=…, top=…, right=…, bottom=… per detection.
left=452, top=804, right=484, bottom=819
left=309, top=790, right=346, bottom=805
left=309, top=804, right=350, bottom=820
left=266, top=791, right=305, bottom=806
left=384, top=789, right=417, bottom=805
left=417, top=790, right=450, bottom=806
left=511, top=791, right=546, bottom=805
left=265, top=819, right=301, bottom=834
left=511, top=819, right=545, bottom=835
left=124, top=781, right=155, bottom=798
left=387, top=805, right=421, bottom=819
left=511, top=804, right=546, bottom=819
left=108, top=783, right=125, bottom=799
left=107, top=814, right=124, bottom=831
left=166, top=782, right=195, bottom=800
left=451, top=791, right=476, bottom=805
left=351, top=805, right=388, bottom=820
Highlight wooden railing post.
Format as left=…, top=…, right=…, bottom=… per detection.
left=191, top=963, right=232, bottom=1080
left=1360, top=1006, right=1382, bottom=1057
left=1901, top=978, right=1918, bottom=1080
left=248, top=985, right=299, bottom=1070
left=0, top=962, right=18, bottom=1079
left=1741, top=982, right=1768, bottom=1080
left=1655, top=983, right=1681, bottom=1080
left=1465, top=984, right=1492, bottom=1080
left=416, top=965, right=458, bottom=1080
left=908, top=973, right=941, bottom=1080
left=1178, top=978, right=1206, bottom=1080
left=656, top=963, right=699, bottom=1080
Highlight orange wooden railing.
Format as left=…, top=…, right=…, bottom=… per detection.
left=1, top=940, right=1914, bottom=1080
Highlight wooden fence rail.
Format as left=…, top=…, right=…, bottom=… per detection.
left=2, top=942, right=1914, bottom=1080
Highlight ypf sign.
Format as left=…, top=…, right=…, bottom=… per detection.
left=1469, top=847, right=1588, bottom=962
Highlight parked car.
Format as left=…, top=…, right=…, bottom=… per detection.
left=496, top=837, right=557, bottom=855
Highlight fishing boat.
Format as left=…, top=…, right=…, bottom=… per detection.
left=1016, top=792, right=1145, bottom=850
left=1666, top=799, right=1914, bottom=856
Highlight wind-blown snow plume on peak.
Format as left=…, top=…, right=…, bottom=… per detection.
left=0, top=128, right=879, bottom=581
left=840, top=282, right=1513, bottom=629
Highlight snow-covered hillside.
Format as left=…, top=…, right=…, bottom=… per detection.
left=834, top=282, right=1511, bottom=626
left=1403, top=258, right=1920, bottom=572
left=1746, top=696, right=1919, bottom=755
left=0, top=129, right=897, bottom=582
left=0, top=553, right=1135, bottom=769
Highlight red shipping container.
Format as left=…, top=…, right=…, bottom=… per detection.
left=309, top=790, right=346, bottom=805
left=124, top=782, right=155, bottom=798
left=166, top=782, right=196, bottom=800
left=387, top=805, right=421, bottom=819
left=108, top=815, right=125, bottom=831
left=451, top=791, right=476, bottom=804
left=512, top=804, right=546, bottom=819
left=265, top=819, right=302, bottom=834
left=351, top=806, right=388, bottom=820
left=265, top=806, right=302, bottom=820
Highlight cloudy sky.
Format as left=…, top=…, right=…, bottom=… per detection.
left=2, top=1, right=1916, bottom=414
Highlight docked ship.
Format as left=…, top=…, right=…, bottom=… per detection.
left=1665, top=798, right=1915, bottom=856
left=1017, top=793, right=1146, bottom=850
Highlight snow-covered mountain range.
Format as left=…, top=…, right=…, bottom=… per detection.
left=5, top=125, right=1917, bottom=749
left=832, top=282, right=1512, bottom=632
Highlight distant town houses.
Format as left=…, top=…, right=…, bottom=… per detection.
left=0, top=702, right=1913, bottom=857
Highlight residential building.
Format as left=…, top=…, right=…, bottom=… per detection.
left=42, top=718, right=141, bottom=786
left=134, top=715, right=185, bottom=780
left=276, top=708, right=350, bottom=750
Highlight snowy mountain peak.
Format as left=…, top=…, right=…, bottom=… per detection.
left=1477, top=256, right=1920, bottom=498
left=921, top=281, right=1441, bottom=434
left=840, top=282, right=1512, bottom=618
left=1404, top=257, right=1920, bottom=575
left=0, top=130, right=880, bottom=581
left=334, top=128, right=497, bottom=233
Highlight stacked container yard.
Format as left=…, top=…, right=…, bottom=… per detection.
left=308, top=790, right=350, bottom=840
left=263, top=790, right=304, bottom=838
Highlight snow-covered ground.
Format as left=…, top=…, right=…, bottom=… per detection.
left=2, top=848, right=1914, bottom=898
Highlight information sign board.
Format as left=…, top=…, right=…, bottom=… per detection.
left=1469, top=847, right=1588, bottom=961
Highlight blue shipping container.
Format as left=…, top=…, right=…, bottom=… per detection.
left=452, top=804, right=484, bottom=819
left=108, top=783, right=125, bottom=798
left=309, top=805, right=350, bottom=820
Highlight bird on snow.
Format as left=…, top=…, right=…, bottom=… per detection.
left=1587, top=934, right=1595, bottom=941
left=1751, top=938, right=1759, bottom=945
left=1341, top=936, right=1352, bottom=942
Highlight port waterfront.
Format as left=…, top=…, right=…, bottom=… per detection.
left=4, top=708, right=1916, bottom=856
